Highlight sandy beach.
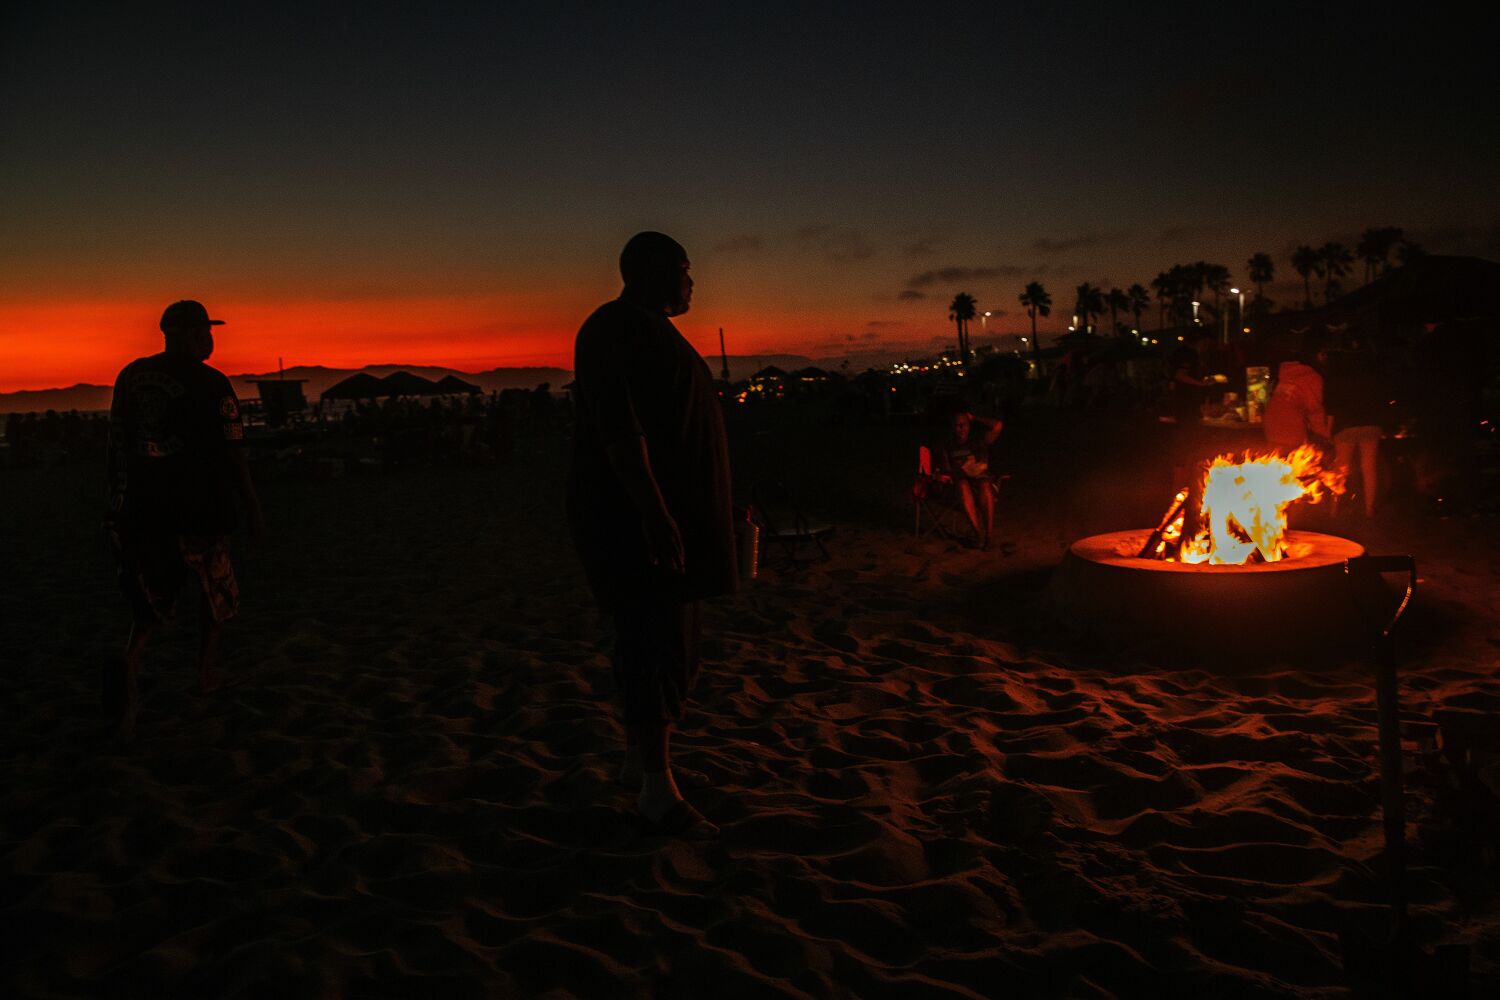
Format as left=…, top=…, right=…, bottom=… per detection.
left=3, top=407, right=1497, bottom=997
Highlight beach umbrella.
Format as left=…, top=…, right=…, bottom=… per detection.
left=320, top=372, right=390, bottom=399
left=381, top=371, right=442, bottom=396
left=434, top=375, right=481, bottom=395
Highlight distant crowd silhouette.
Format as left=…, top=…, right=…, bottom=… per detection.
left=3, top=384, right=571, bottom=470
left=321, top=385, right=566, bottom=466
left=2, top=408, right=108, bottom=465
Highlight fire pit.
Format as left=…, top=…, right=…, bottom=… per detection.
left=1051, top=447, right=1382, bottom=652
left=1053, top=529, right=1369, bottom=651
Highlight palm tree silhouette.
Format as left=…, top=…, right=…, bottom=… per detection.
left=1356, top=226, right=1404, bottom=283
left=1291, top=245, right=1322, bottom=309
left=1127, top=284, right=1150, bottom=332
left=1247, top=252, right=1274, bottom=302
left=1163, top=264, right=1198, bottom=326
left=1105, top=287, right=1130, bottom=335
left=949, top=292, right=977, bottom=364
left=1018, top=281, right=1051, bottom=368
left=1201, top=263, right=1231, bottom=320
left=1073, top=283, right=1104, bottom=335
left=1150, top=272, right=1172, bottom=330
left=1396, top=240, right=1426, bottom=266
left=1318, top=242, right=1354, bottom=302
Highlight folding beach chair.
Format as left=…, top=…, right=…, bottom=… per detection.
left=913, top=444, right=1006, bottom=541
left=913, top=444, right=965, bottom=539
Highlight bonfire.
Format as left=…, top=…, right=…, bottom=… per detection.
left=1141, top=444, right=1346, bottom=565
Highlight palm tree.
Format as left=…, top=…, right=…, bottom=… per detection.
left=1201, top=264, right=1231, bottom=319
left=1318, top=242, right=1354, bottom=302
left=948, top=292, right=977, bottom=363
left=1073, top=283, right=1104, bottom=335
left=1164, top=264, right=1198, bottom=325
left=1187, top=261, right=1209, bottom=304
left=1247, top=252, right=1274, bottom=301
left=1105, top=287, right=1130, bottom=335
left=1396, top=240, right=1426, bottom=266
left=1356, top=226, right=1405, bottom=283
left=1150, top=272, right=1172, bottom=330
left=1018, top=281, right=1050, bottom=368
left=1291, top=245, right=1321, bottom=309
left=1127, top=283, right=1150, bottom=332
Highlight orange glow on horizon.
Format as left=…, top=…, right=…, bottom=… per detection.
left=0, top=294, right=581, bottom=392
left=1, top=293, right=940, bottom=393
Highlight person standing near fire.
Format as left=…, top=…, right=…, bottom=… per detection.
left=1325, top=337, right=1387, bottom=519
left=104, top=300, right=264, bottom=741
left=1264, top=332, right=1331, bottom=450
left=568, top=232, right=736, bottom=837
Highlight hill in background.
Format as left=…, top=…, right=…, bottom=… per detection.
left=0, top=355, right=823, bottom=414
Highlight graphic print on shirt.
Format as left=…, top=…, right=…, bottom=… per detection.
left=131, top=371, right=188, bottom=457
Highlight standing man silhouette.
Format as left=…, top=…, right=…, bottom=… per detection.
left=104, top=300, right=264, bottom=740
left=569, top=233, right=736, bottom=836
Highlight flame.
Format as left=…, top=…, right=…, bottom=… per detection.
left=1175, top=445, right=1344, bottom=565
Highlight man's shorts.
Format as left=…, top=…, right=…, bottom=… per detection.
left=1334, top=424, right=1382, bottom=447
left=115, top=530, right=239, bottom=625
left=611, top=595, right=701, bottom=726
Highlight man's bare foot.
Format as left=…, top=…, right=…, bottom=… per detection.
left=617, top=756, right=710, bottom=789
left=639, top=798, right=719, bottom=837
left=637, top=774, right=718, bottom=837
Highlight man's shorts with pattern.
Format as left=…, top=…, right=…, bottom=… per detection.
left=114, top=529, right=239, bottom=624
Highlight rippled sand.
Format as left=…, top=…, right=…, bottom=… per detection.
left=3, top=414, right=1496, bottom=997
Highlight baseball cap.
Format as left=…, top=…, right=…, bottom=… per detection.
left=160, top=300, right=226, bottom=332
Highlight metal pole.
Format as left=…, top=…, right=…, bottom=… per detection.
left=1346, top=554, right=1417, bottom=935
left=1374, top=631, right=1406, bottom=927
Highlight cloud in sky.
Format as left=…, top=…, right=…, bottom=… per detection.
left=810, top=329, right=895, bottom=353
left=711, top=234, right=762, bottom=254
left=1031, top=231, right=1130, bottom=254
left=897, top=290, right=926, bottom=301
left=1157, top=225, right=1216, bottom=245
left=903, top=238, right=936, bottom=256
left=906, top=265, right=1026, bottom=289
left=823, top=229, right=876, bottom=263
left=790, top=225, right=877, bottom=263
left=866, top=319, right=904, bottom=328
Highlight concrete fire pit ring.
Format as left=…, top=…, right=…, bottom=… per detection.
left=1050, top=529, right=1378, bottom=655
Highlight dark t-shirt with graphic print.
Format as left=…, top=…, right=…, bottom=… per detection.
left=108, top=353, right=245, bottom=535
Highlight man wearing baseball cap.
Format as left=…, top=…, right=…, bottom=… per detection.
left=104, top=300, right=264, bottom=740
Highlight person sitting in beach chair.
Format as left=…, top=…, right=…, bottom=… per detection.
left=921, top=404, right=1003, bottom=549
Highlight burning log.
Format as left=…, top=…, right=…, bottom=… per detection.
left=1141, top=445, right=1345, bottom=565
left=1137, top=487, right=1189, bottom=559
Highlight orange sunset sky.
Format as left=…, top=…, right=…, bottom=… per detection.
left=3, top=5, right=1495, bottom=395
